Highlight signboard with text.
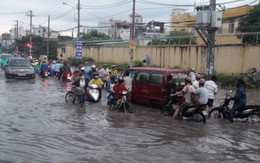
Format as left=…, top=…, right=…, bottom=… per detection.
left=75, top=40, right=82, bottom=59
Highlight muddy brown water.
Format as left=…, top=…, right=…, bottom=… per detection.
left=0, top=72, right=259, bottom=162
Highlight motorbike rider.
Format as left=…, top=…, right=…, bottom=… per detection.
left=109, top=65, right=118, bottom=78
left=49, top=61, right=56, bottom=77
left=88, top=65, right=97, bottom=80
left=164, top=74, right=177, bottom=106
left=60, top=61, right=71, bottom=80
left=112, top=78, right=128, bottom=110
left=192, top=74, right=201, bottom=89
left=123, top=71, right=133, bottom=102
left=172, top=77, right=194, bottom=120
left=204, top=75, right=218, bottom=112
left=54, top=61, right=62, bottom=78
left=72, top=73, right=88, bottom=106
left=99, top=64, right=110, bottom=88
left=71, top=70, right=80, bottom=82
left=88, top=73, right=104, bottom=100
left=228, top=78, right=247, bottom=122
left=106, top=76, right=118, bottom=109
left=40, top=61, right=48, bottom=78
left=190, top=78, right=209, bottom=106
left=35, top=60, right=41, bottom=75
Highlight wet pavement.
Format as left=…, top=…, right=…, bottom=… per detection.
left=0, top=71, right=259, bottom=163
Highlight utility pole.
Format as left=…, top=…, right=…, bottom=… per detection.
left=27, top=10, right=34, bottom=56
left=129, top=0, right=136, bottom=68
left=47, top=15, right=50, bottom=59
left=209, top=0, right=216, bottom=76
left=77, top=0, right=80, bottom=39
left=14, top=20, right=19, bottom=39
left=195, top=0, right=218, bottom=78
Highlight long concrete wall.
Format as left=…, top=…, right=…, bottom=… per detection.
left=58, top=44, right=260, bottom=74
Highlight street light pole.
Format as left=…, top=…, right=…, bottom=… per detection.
left=62, top=2, right=75, bottom=22
left=77, top=0, right=80, bottom=39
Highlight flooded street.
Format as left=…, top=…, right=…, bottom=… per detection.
left=0, top=71, right=259, bottom=163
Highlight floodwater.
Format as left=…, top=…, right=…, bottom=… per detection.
left=0, top=72, right=259, bottom=163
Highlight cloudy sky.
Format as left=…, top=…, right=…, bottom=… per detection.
left=0, top=0, right=258, bottom=36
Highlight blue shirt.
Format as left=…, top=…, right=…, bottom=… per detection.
left=234, top=85, right=246, bottom=106
left=41, top=63, right=48, bottom=72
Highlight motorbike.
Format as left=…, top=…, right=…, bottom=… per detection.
left=209, top=92, right=260, bottom=123
left=41, top=70, right=48, bottom=78
left=161, top=95, right=184, bottom=116
left=86, top=84, right=100, bottom=103
left=65, top=85, right=85, bottom=107
left=62, top=71, right=72, bottom=82
left=114, top=90, right=132, bottom=113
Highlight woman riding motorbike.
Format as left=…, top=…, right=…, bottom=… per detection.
left=88, top=73, right=104, bottom=100
left=71, top=73, right=88, bottom=106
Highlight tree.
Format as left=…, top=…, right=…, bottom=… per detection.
left=82, top=29, right=110, bottom=41
left=237, top=4, right=260, bottom=44
left=167, top=31, right=196, bottom=45
left=14, top=35, right=58, bottom=60
left=147, top=30, right=196, bottom=45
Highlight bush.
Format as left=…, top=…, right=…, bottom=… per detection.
left=134, top=60, right=144, bottom=67
left=216, top=73, right=238, bottom=87
left=67, top=57, right=95, bottom=66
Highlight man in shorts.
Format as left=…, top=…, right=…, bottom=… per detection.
left=204, top=75, right=218, bottom=112
left=172, top=77, right=194, bottom=120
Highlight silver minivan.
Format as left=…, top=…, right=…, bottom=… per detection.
left=5, top=57, right=35, bottom=79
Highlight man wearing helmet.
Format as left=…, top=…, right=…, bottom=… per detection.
left=88, top=73, right=104, bottom=100
left=109, top=65, right=117, bottom=78
left=88, top=73, right=103, bottom=88
left=113, top=78, right=128, bottom=105
left=228, top=78, right=247, bottom=122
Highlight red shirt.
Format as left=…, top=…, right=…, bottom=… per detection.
left=113, top=83, right=128, bottom=100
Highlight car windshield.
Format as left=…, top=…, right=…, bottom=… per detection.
left=9, top=59, right=31, bottom=67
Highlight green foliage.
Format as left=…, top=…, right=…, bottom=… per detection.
left=168, top=31, right=196, bottom=45
left=173, top=65, right=182, bottom=69
left=14, top=35, right=59, bottom=59
left=237, top=4, right=260, bottom=44
left=67, top=57, right=95, bottom=66
left=82, top=29, right=110, bottom=41
left=134, top=60, right=144, bottom=67
left=147, top=30, right=196, bottom=45
left=216, top=73, right=238, bottom=87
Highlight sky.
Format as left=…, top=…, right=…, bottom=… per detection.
left=0, top=0, right=258, bottom=36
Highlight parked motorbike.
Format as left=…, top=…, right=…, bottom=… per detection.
left=65, top=85, right=85, bottom=107
left=209, top=92, right=260, bottom=123
left=114, top=90, right=132, bottom=113
left=86, top=84, right=100, bottom=103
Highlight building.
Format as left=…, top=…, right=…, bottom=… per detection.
left=169, top=5, right=254, bottom=44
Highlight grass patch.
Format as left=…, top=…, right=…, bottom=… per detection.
left=216, top=73, right=238, bottom=87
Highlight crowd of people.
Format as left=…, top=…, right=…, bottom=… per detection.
left=34, top=60, right=247, bottom=121
left=165, top=69, right=246, bottom=123
left=69, top=62, right=132, bottom=110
